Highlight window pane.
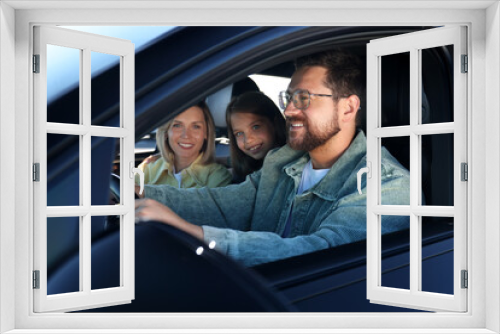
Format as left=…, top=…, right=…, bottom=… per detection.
left=381, top=52, right=410, bottom=127
left=421, top=216, right=454, bottom=295
left=91, top=136, right=120, bottom=206
left=381, top=215, right=410, bottom=290
left=47, top=44, right=80, bottom=124
left=91, top=216, right=120, bottom=290
left=381, top=136, right=410, bottom=205
left=47, top=134, right=80, bottom=206
left=421, top=45, right=454, bottom=124
left=421, top=133, right=454, bottom=206
left=47, top=217, right=80, bottom=295
left=91, top=51, right=120, bottom=127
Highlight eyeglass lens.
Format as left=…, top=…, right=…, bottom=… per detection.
left=279, top=90, right=309, bottom=110
left=279, top=92, right=289, bottom=110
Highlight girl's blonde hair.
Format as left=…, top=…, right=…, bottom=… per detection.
left=156, top=101, right=216, bottom=166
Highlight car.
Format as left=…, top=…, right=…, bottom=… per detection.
left=45, top=25, right=454, bottom=312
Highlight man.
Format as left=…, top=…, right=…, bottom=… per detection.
left=135, top=50, right=410, bottom=267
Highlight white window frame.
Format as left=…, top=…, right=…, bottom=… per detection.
left=366, top=26, right=468, bottom=312
left=32, top=25, right=136, bottom=313
left=1, top=2, right=498, bottom=333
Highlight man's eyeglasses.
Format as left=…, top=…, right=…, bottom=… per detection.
left=278, top=89, right=334, bottom=110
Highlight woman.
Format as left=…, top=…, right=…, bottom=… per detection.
left=226, top=91, right=287, bottom=181
left=137, top=101, right=232, bottom=188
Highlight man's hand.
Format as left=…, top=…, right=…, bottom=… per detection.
left=135, top=199, right=204, bottom=240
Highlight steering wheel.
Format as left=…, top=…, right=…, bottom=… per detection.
left=109, top=173, right=139, bottom=202
left=106, top=174, right=139, bottom=230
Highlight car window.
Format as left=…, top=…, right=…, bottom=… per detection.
left=249, top=74, right=290, bottom=112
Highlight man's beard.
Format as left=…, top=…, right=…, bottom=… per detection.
left=286, top=115, right=340, bottom=151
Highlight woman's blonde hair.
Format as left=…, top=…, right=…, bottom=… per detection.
left=156, top=101, right=216, bottom=166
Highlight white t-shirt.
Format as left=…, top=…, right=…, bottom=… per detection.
left=297, top=160, right=330, bottom=195
left=282, top=160, right=329, bottom=237
left=173, top=171, right=182, bottom=188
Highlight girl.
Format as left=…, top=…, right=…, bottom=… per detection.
left=226, top=91, right=287, bottom=181
left=137, top=101, right=232, bottom=188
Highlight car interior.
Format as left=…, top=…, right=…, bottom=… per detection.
left=45, top=26, right=454, bottom=312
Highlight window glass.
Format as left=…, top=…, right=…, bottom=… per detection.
left=47, top=217, right=80, bottom=295
left=47, top=45, right=80, bottom=124
left=381, top=52, right=410, bottom=127
left=421, top=45, right=454, bottom=124
left=91, top=216, right=121, bottom=290
left=91, top=52, right=120, bottom=127
left=421, top=217, right=454, bottom=295
left=91, top=136, right=121, bottom=206
left=381, top=136, right=410, bottom=205
left=421, top=133, right=454, bottom=206
left=47, top=133, right=80, bottom=206
left=381, top=215, right=410, bottom=290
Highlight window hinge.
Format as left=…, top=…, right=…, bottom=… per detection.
left=33, top=163, right=40, bottom=182
left=461, top=270, right=468, bottom=289
left=33, top=270, right=40, bottom=289
left=461, top=54, right=468, bottom=73
left=461, top=163, right=468, bottom=181
left=33, top=54, right=40, bottom=73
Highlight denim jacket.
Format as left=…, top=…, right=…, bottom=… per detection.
left=144, top=131, right=410, bottom=267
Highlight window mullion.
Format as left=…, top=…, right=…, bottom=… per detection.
left=81, top=214, right=90, bottom=293
left=366, top=50, right=380, bottom=298
left=409, top=48, right=420, bottom=295
left=373, top=205, right=455, bottom=216
left=121, top=52, right=135, bottom=292
left=81, top=47, right=92, bottom=295
left=416, top=49, right=424, bottom=293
